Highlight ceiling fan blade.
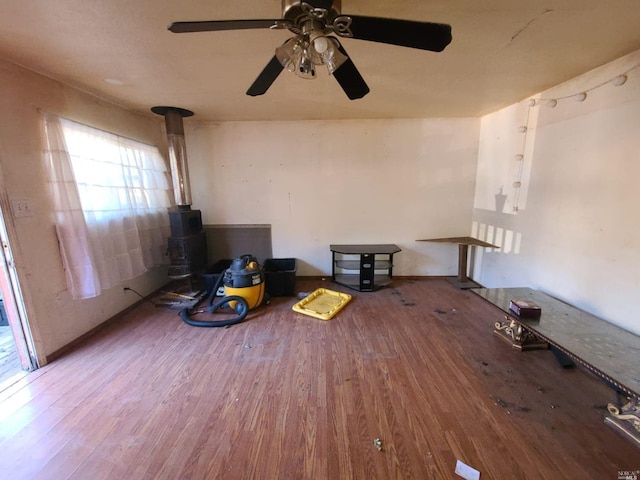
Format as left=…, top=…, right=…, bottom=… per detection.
left=246, top=56, right=284, bottom=97
left=169, top=19, right=282, bottom=33
left=331, top=39, right=370, bottom=100
left=345, top=16, right=452, bottom=52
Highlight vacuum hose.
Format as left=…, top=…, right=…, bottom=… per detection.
left=179, top=269, right=250, bottom=328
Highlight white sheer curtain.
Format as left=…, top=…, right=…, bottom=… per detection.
left=42, top=114, right=171, bottom=299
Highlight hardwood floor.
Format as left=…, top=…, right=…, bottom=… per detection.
left=0, top=278, right=638, bottom=479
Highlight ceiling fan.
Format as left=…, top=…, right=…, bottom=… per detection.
left=168, top=0, right=452, bottom=100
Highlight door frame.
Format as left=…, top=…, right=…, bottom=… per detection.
left=0, top=203, right=38, bottom=372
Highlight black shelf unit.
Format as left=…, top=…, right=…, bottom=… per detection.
left=330, top=244, right=401, bottom=292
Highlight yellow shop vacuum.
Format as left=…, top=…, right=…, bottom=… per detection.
left=222, top=255, right=266, bottom=309
left=179, top=255, right=266, bottom=327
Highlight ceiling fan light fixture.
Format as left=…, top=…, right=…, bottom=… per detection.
left=275, top=37, right=300, bottom=72
left=276, top=36, right=318, bottom=79
left=312, top=35, right=330, bottom=54
left=295, top=39, right=317, bottom=79
left=319, top=37, right=348, bottom=75
left=296, top=54, right=316, bottom=79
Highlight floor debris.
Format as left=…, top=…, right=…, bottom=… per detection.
left=455, top=460, right=480, bottom=480
left=373, top=438, right=383, bottom=451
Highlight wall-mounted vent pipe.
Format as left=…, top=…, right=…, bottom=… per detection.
left=151, top=106, right=194, bottom=209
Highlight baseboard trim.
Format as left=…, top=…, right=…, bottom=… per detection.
left=45, top=282, right=172, bottom=364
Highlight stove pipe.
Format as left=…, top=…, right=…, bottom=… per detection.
left=151, top=106, right=207, bottom=278
left=151, top=106, right=194, bottom=208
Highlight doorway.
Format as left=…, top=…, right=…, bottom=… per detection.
left=0, top=206, right=37, bottom=391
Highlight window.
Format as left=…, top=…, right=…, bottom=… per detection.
left=43, top=114, right=171, bottom=299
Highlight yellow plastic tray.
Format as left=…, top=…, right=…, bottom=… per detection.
left=292, top=288, right=352, bottom=320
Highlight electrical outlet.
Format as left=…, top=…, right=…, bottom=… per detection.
left=11, top=198, right=34, bottom=218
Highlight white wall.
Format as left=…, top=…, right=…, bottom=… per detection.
left=0, top=59, right=170, bottom=362
left=6, top=44, right=639, bottom=361
left=0, top=58, right=481, bottom=362
left=185, top=118, right=480, bottom=276
left=472, top=50, right=640, bottom=335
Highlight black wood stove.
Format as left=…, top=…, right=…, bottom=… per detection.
left=152, top=106, right=207, bottom=279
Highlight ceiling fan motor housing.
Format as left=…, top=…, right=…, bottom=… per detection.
left=282, top=0, right=342, bottom=35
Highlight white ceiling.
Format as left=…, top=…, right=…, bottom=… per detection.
left=1, top=0, right=639, bottom=122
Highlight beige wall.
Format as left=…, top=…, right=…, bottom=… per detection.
left=0, top=57, right=481, bottom=362
left=185, top=118, right=480, bottom=276
left=0, top=59, right=170, bottom=363
left=2, top=45, right=639, bottom=362
left=472, top=50, right=640, bottom=335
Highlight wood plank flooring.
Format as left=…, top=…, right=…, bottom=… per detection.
left=0, top=278, right=638, bottom=479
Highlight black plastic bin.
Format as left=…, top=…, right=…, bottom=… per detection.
left=201, top=259, right=233, bottom=296
left=263, top=258, right=297, bottom=297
